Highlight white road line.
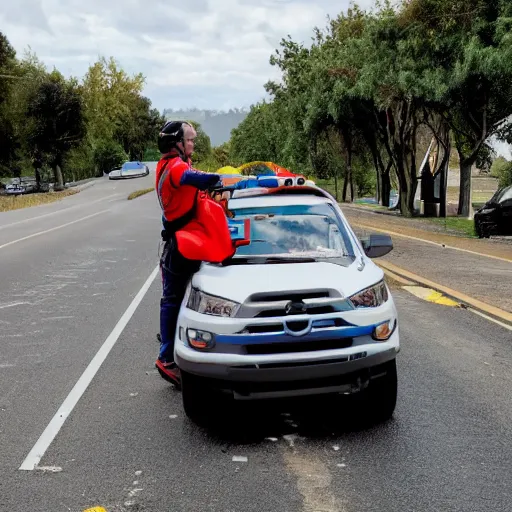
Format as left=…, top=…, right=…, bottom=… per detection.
left=0, top=210, right=109, bottom=250
left=468, top=308, right=512, bottom=332
left=0, top=193, right=121, bottom=231
left=351, top=222, right=512, bottom=264
left=19, top=264, right=160, bottom=471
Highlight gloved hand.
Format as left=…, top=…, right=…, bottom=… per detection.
left=209, top=179, right=224, bottom=191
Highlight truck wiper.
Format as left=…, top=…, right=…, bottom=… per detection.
left=224, top=256, right=317, bottom=265
left=260, top=256, right=317, bottom=263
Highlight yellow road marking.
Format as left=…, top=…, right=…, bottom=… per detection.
left=83, top=508, right=107, bottom=512
left=426, top=290, right=461, bottom=307
left=402, top=286, right=460, bottom=307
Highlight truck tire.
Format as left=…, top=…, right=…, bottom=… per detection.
left=181, top=371, right=214, bottom=425
left=364, top=359, right=398, bottom=423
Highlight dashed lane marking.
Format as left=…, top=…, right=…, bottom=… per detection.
left=0, top=210, right=109, bottom=251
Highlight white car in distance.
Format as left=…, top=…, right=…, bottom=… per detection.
left=174, top=185, right=399, bottom=425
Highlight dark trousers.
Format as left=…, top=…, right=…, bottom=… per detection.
left=158, top=236, right=200, bottom=362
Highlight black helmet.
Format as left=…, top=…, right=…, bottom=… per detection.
left=158, top=120, right=191, bottom=154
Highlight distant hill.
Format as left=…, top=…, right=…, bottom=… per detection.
left=163, top=108, right=248, bottom=146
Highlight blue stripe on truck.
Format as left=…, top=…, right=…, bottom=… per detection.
left=216, top=325, right=376, bottom=345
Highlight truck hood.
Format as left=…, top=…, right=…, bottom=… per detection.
left=191, top=259, right=384, bottom=303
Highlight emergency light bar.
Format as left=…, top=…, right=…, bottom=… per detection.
left=231, top=184, right=328, bottom=200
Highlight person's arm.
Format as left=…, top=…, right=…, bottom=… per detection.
left=179, top=169, right=221, bottom=190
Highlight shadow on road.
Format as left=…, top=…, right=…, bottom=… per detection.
left=179, top=392, right=398, bottom=447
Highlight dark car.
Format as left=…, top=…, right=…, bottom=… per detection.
left=474, top=185, right=512, bottom=238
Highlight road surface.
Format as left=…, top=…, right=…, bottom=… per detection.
left=1, top=177, right=511, bottom=512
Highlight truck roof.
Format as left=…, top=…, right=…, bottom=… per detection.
left=228, top=192, right=334, bottom=210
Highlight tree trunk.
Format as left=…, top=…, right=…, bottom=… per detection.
left=54, top=163, right=65, bottom=191
left=375, top=160, right=382, bottom=204
left=381, top=170, right=391, bottom=208
left=397, top=160, right=417, bottom=217
left=457, top=157, right=473, bottom=217
left=438, top=135, right=451, bottom=218
left=342, top=167, right=348, bottom=202
left=342, top=131, right=353, bottom=203
left=349, top=167, right=354, bottom=201
left=334, top=172, right=339, bottom=201
left=35, top=168, right=41, bottom=192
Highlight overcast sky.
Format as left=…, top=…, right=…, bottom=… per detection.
left=0, top=0, right=373, bottom=113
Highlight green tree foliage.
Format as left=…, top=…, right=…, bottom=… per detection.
left=0, top=39, right=164, bottom=186
left=26, top=71, right=86, bottom=189
left=93, top=139, right=128, bottom=175
left=490, top=156, right=512, bottom=188
left=228, top=0, right=512, bottom=217
left=212, top=142, right=231, bottom=167
left=188, top=121, right=212, bottom=163
left=0, top=32, right=17, bottom=176
left=115, top=95, right=165, bottom=161
left=81, top=57, right=145, bottom=143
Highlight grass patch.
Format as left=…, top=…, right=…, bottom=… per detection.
left=353, top=202, right=387, bottom=210
left=0, top=189, right=78, bottom=213
left=446, top=186, right=496, bottom=206
left=425, top=217, right=477, bottom=237
left=128, top=188, right=154, bottom=200
left=314, top=179, right=338, bottom=198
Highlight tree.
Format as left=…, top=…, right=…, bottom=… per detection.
left=81, top=57, right=145, bottom=143
left=227, top=0, right=512, bottom=218
left=0, top=32, right=17, bottom=175
left=401, top=0, right=512, bottom=216
left=115, top=95, right=164, bottom=160
left=26, top=72, right=86, bottom=189
left=490, top=156, right=512, bottom=188
left=93, top=139, right=128, bottom=175
left=212, top=142, right=231, bottom=167
left=4, top=51, right=50, bottom=184
left=187, top=121, right=212, bottom=163
left=230, top=101, right=284, bottom=165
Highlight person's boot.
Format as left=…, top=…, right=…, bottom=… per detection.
left=155, top=359, right=181, bottom=389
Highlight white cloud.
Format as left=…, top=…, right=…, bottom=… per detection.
left=0, top=0, right=373, bottom=111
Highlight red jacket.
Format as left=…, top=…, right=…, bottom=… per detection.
left=156, top=153, right=236, bottom=263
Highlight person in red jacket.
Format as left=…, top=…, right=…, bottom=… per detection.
left=155, top=120, right=221, bottom=387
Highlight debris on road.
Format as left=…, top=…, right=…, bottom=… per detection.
left=34, top=465, right=63, bottom=473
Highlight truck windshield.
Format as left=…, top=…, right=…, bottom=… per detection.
left=229, top=203, right=356, bottom=265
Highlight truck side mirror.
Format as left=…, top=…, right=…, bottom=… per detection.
left=360, top=234, right=393, bottom=258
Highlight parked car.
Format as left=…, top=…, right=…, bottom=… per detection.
left=4, top=177, right=38, bottom=195
left=108, top=161, right=150, bottom=180
left=174, top=183, right=400, bottom=425
left=474, top=185, right=512, bottom=238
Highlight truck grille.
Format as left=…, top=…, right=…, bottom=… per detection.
left=244, top=337, right=353, bottom=355
left=236, top=288, right=354, bottom=318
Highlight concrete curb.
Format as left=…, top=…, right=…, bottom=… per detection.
left=377, top=260, right=512, bottom=327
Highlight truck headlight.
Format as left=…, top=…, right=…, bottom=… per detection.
left=372, top=319, right=396, bottom=341
left=186, top=287, right=240, bottom=317
left=349, top=280, right=388, bottom=308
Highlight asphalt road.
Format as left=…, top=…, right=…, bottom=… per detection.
left=1, top=177, right=511, bottom=512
